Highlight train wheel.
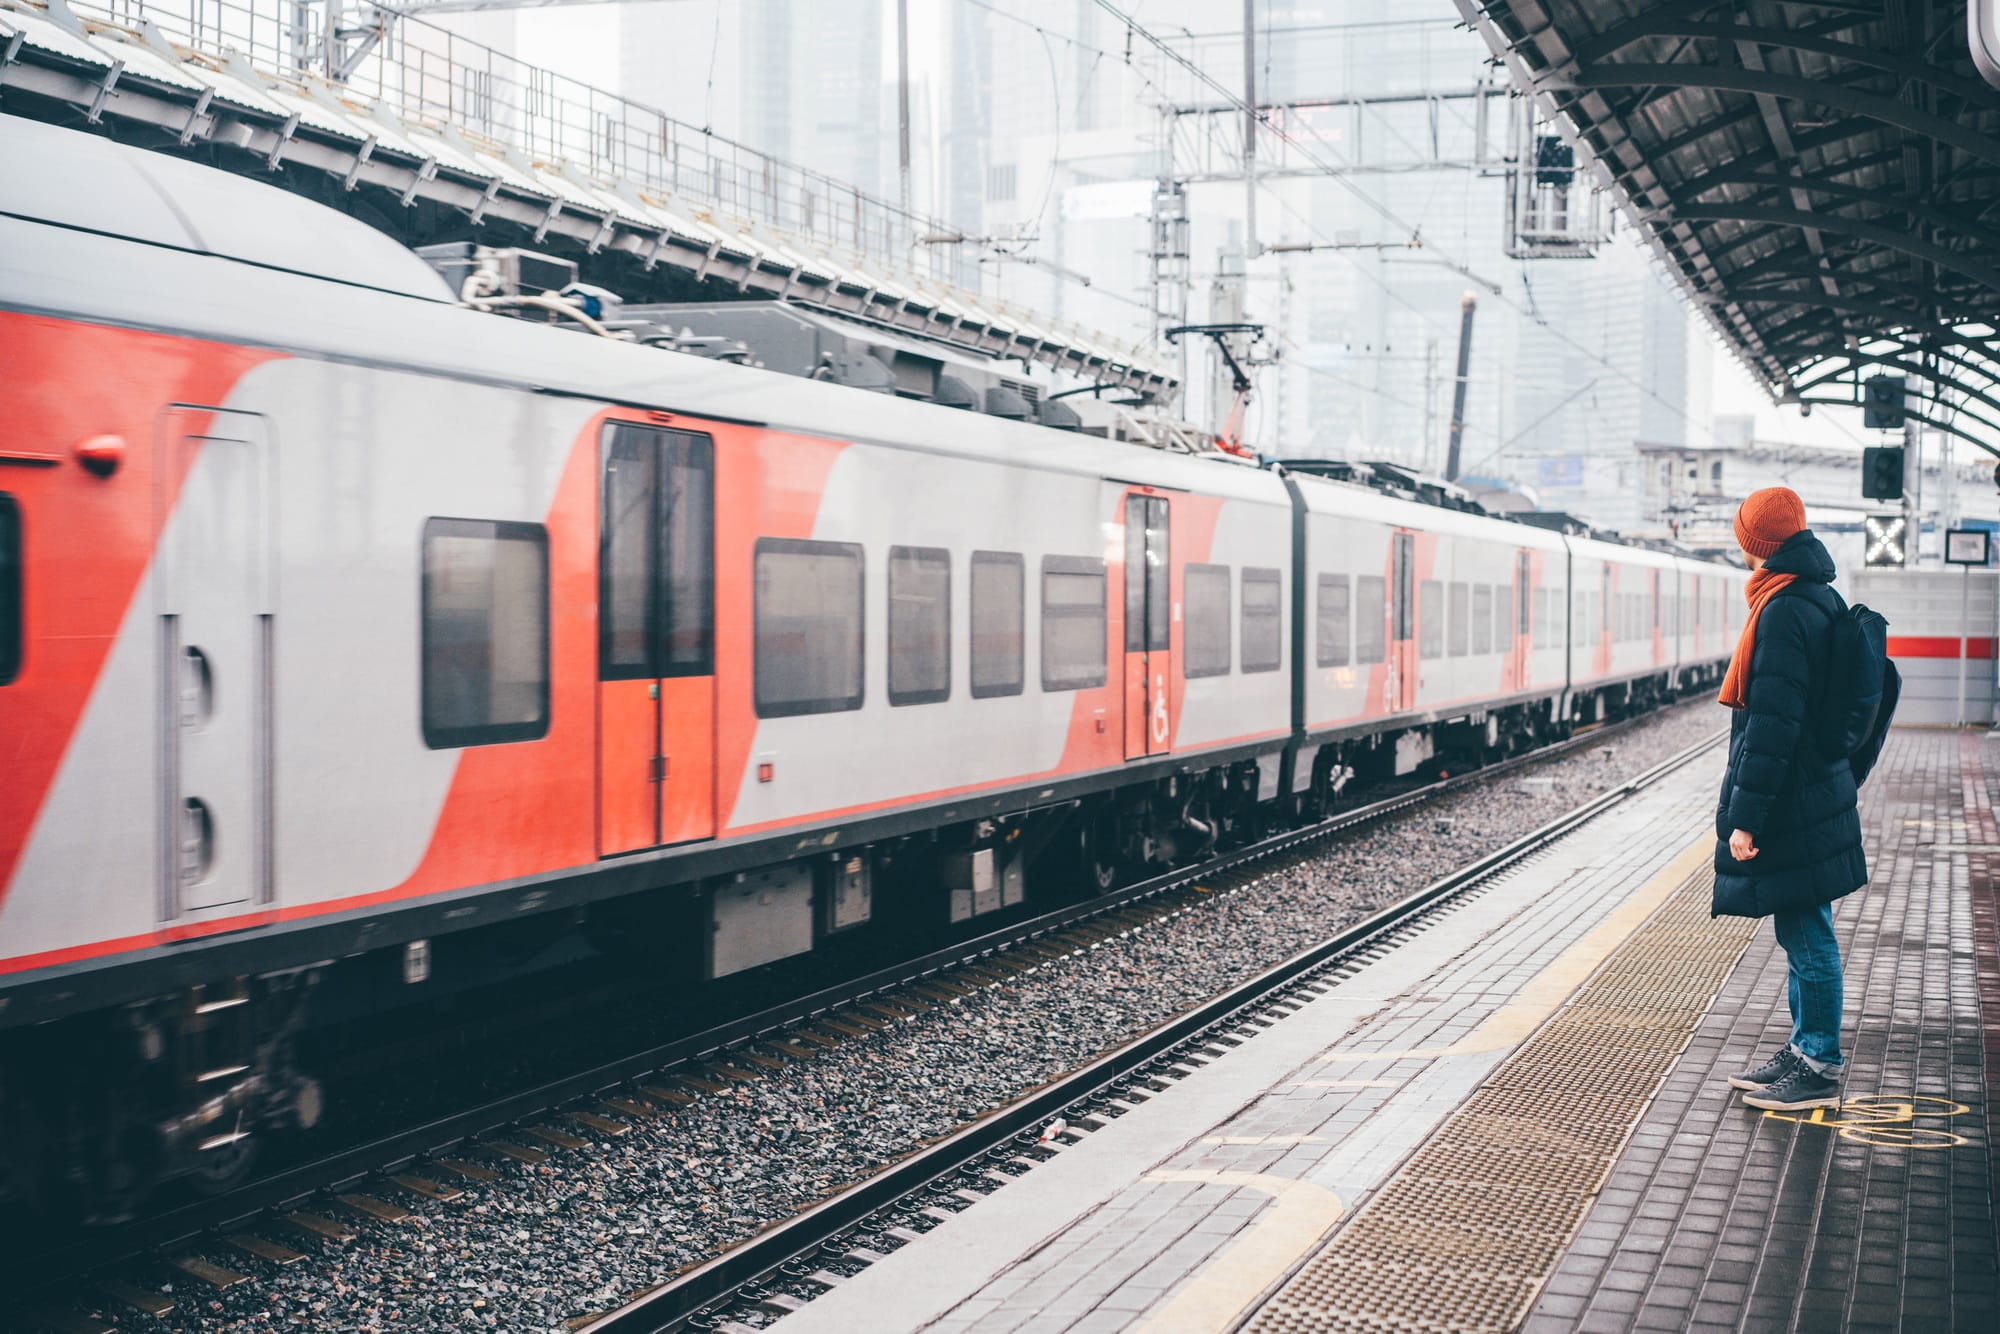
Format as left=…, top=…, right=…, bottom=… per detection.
left=186, top=1132, right=260, bottom=1197
left=1083, top=815, right=1121, bottom=895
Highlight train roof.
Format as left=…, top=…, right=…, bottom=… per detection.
left=0, top=113, right=1771, bottom=560
left=0, top=113, right=452, bottom=302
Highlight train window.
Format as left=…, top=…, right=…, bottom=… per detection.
left=600, top=434, right=655, bottom=676
left=1419, top=579, right=1444, bottom=658
left=1533, top=588, right=1549, bottom=649
left=970, top=551, right=1024, bottom=698
left=661, top=436, right=714, bottom=673
left=888, top=546, right=950, bottom=706
left=1447, top=583, right=1470, bottom=657
left=421, top=518, right=550, bottom=749
left=754, top=538, right=865, bottom=718
left=1124, top=496, right=1170, bottom=654
left=1393, top=537, right=1414, bottom=642
left=0, top=494, right=18, bottom=686
left=1041, top=556, right=1107, bottom=691
left=1185, top=563, right=1232, bottom=679
left=1355, top=575, right=1386, bottom=664
left=1241, top=568, right=1283, bottom=673
left=1316, top=574, right=1351, bottom=668
left=1471, top=584, right=1493, bottom=656
left=599, top=424, right=713, bottom=679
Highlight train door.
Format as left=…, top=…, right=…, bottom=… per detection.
left=158, top=408, right=272, bottom=919
left=1123, top=492, right=1171, bottom=758
left=1515, top=550, right=1533, bottom=687
left=597, top=422, right=716, bottom=855
left=1650, top=570, right=1662, bottom=660
left=1391, top=531, right=1417, bottom=711
left=1598, top=561, right=1614, bottom=675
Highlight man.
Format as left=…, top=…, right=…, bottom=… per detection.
left=1710, top=486, right=1868, bottom=1112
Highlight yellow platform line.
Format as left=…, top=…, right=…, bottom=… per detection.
left=1129, top=1172, right=1346, bottom=1334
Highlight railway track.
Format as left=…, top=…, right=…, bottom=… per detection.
left=13, top=712, right=1716, bottom=1332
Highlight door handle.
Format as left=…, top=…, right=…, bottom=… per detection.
left=651, top=756, right=669, bottom=782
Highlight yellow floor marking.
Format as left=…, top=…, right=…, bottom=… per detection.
left=1129, top=1171, right=1345, bottom=1334
left=1199, top=1135, right=1328, bottom=1146
left=1763, top=1095, right=1971, bottom=1148
left=1311, top=835, right=1713, bottom=1065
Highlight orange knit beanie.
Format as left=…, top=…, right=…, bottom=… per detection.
left=1733, top=486, right=1807, bottom=560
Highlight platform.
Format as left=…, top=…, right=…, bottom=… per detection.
left=775, top=727, right=2000, bottom=1334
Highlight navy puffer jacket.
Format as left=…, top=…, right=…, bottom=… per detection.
left=1711, top=530, right=1869, bottom=917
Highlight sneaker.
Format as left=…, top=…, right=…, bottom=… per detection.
left=1743, top=1064, right=1843, bottom=1111
left=1728, top=1047, right=1802, bottom=1092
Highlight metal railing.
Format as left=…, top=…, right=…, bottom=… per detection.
left=68, top=0, right=951, bottom=282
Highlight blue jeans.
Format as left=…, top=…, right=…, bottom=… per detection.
left=1771, top=903, right=1845, bottom=1073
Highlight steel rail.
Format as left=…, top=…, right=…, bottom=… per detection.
left=582, top=727, right=1727, bottom=1333
left=14, top=706, right=1690, bottom=1300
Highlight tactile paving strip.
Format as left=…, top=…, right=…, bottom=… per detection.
left=1243, top=865, right=1758, bottom=1334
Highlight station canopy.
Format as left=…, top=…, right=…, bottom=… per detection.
left=1460, top=0, right=2000, bottom=458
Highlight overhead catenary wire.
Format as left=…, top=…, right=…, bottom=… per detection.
left=1086, top=0, right=1726, bottom=451
left=949, top=0, right=1728, bottom=463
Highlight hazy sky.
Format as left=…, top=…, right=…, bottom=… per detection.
left=512, top=5, right=1895, bottom=457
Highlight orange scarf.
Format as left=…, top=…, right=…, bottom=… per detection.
left=1717, top=567, right=1798, bottom=709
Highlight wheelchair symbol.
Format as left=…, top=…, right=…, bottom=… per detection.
left=1762, top=1095, right=1970, bottom=1149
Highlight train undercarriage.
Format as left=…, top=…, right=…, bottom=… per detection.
left=0, top=671, right=1702, bottom=1225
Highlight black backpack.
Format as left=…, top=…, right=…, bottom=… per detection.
left=1815, top=598, right=1901, bottom=787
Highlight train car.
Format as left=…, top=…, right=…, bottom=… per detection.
left=1675, top=555, right=1748, bottom=673
left=1666, top=553, right=1742, bottom=693
left=0, top=115, right=1744, bottom=1214
left=1290, top=471, right=1572, bottom=787
left=0, top=117, right=1309, bottom=1208
left=1564, top=534, right=1684, bottom=720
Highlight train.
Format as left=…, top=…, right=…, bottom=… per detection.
left=0, top=115, right=1748, bottom=1214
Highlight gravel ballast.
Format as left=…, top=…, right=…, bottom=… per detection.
left=48, top=704, right=1725, bottom=1332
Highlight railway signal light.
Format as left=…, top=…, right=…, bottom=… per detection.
left=1862, top=445, right=1905, bottom=501
left=1864, top=513, right=1908, bottom=567
left=1862, top=375, right=1906, bottom=430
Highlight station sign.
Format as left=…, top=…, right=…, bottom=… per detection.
left=1945, top=528, right=1992, bottom=566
